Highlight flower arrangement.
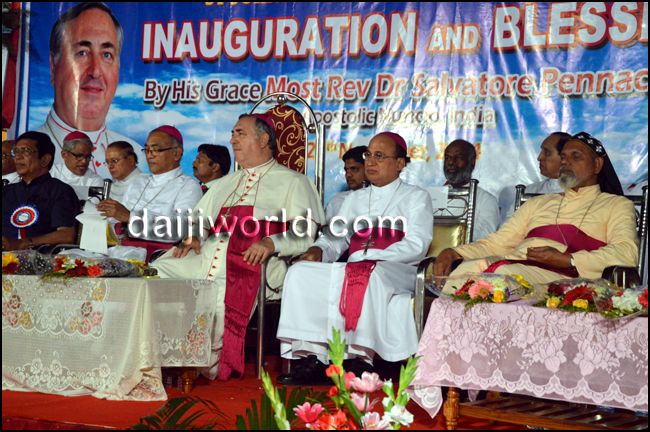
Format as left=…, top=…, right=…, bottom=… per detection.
left=448, top=273, right=532, bottom=310
left=538, top=278, right=648, bottom=318
left=261, top=328, right=418, bottom=430
left=2, top=251, right=156, bottom=278
left=2, top=250, right=54, bottom=275
left=45, top=255, right=154, bottom=278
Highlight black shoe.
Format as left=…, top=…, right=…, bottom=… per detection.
left=277, top=356, right=331, bottom=386
left=343, top=358, right=375, bottom=377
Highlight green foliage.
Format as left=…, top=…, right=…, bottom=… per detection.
left=132, top=395, right=229, bottom=430
left=235, top=381, right=326, bottom=430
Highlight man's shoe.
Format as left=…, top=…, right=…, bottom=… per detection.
left=343, top=358, right=375, bottom=377
left=277, top=356, right=330, bottom=386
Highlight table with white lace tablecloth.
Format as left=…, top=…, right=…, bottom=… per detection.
left=409, top=296, right=648, bottom=417
left=2, top=275, right=218, bottom=401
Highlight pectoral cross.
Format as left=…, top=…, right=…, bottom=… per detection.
left=362, top=235, right=375, bottom=255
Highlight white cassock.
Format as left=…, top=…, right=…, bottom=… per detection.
left=36, top=109, right=143, bottom=178
left=109, top=168, right=145, bottom=205
left=50, top=163, right=104, bottom=200
left=120, top=167, right=202, bottom=243
left=153, top=159, right=325, bottom=379
left=325, top=190, right=353, bottom=222
left=499, top=178, right=562, bottom=225
left=277, top=178, right=433, bottom=363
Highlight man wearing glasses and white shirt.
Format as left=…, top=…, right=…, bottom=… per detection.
left=104, top=140, right=144, bottom=204
left=50, top=131, right=104, bottom=198
left=96, top=125, right=202, bottom=261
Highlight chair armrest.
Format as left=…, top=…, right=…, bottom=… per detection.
left=602, top=266, right=642, bottom=288
left=415, top=256, right=437, bottom=339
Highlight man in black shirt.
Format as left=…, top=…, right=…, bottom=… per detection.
left=2, top=131, right=79, bottom=251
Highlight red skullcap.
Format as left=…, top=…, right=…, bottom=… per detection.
left=63, top=131, right=91, bottom=142
left=251, top=114, right=275, bottom=133
left=379, top=132, right=408, bottom=152
left=153, top=125, right=183, bottom=146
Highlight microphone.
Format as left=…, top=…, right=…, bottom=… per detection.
left=102, top=178, right=113, bottom=200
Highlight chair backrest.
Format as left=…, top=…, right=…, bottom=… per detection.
left=514, top=184, right=648, bottom=280
left=426, top=179, right=478, bottom=257
left=249, top=92, right=326, bottom=202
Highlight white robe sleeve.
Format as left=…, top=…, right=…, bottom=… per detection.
left=348, top=189, right=433, bottom=265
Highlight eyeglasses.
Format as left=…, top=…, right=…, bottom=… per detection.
left=104, top=156, right=128, bottom=166
left=65, top=150, right=94, bottom=162
left=143, top=146, right=176, bottom=156
left=362, top=151, right=398, bottom=162
left=11, top=148, right=37, bottom=157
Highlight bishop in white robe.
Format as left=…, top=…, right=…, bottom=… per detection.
left=277, top=132, right=433, bottom=373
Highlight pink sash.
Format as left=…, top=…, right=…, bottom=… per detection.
left=485, top=224, right=606, bottom=277
left=340, top=228, right=404, bottom=331
left=214, top=206, right=288, bottom=380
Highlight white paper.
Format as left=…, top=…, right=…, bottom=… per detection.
left=75, top=201, right=108, bottom=254
left=425, top=186, right=449, bottom=210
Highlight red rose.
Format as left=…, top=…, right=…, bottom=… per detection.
left=3, top=262, right=19, bottom=274
left=560, top=286, right=594, bottom=306
left=639, top=289, right=648, bottom=309
left=548, top=282, right=571, bottom=297
left=455, top=279, right=475, bottom=296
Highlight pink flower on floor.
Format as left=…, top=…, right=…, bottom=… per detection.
left=468, top=280, right=493, bottom=299
left=293, top=402, right=324, bottom=425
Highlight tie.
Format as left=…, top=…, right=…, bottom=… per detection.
left=201, top=184, right=209, bottom=194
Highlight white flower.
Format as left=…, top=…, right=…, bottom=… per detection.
left=383, top=404, right=414, bottom=426
left=361, top=412, right=391, bottom=430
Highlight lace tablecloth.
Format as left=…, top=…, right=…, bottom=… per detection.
left=2, top=275, right=218, bottom=401
left=410, top=297, right=648, bottom=417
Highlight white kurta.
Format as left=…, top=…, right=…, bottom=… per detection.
left=36, top=109, right=142, bottom=178
left=152, top=159, right=325, bottom=379
left=499, top=178, right=563, bottom=225
left=121, top=167, right=203, bottom=243
left=277, top=178, right=433, bottom=363
left=325, top=190, right=353, bottom=222
left=109, top=168, right=145, bottom=205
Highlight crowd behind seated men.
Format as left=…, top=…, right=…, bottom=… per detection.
left=442, top=139, right=500, bottom=240
left=325, top=145, right=368, bottom=222
left=2, top=139, right=19, bottom=185
left=193, top=144, right=231, bottom=192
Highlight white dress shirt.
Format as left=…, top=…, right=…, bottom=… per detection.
left=110, top=168, right=145, bottom=205
left=121, top=167, right=203, bottom=242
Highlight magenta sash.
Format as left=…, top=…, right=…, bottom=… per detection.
left=215, top=206, right=288, bottom=380
left=340, top=228, right=404, bottom=331
left=485, top=224, right=606, bottom=277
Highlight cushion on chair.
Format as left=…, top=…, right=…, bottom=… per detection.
left=264, top=105, right=307, bottom=173
left=427, top=223, right=467, bottom=257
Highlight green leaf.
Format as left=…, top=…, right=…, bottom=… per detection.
left=133, top=395, right=228, bottom=430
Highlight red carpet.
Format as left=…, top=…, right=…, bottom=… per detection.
left=3, top=356, right=522, bottom=430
